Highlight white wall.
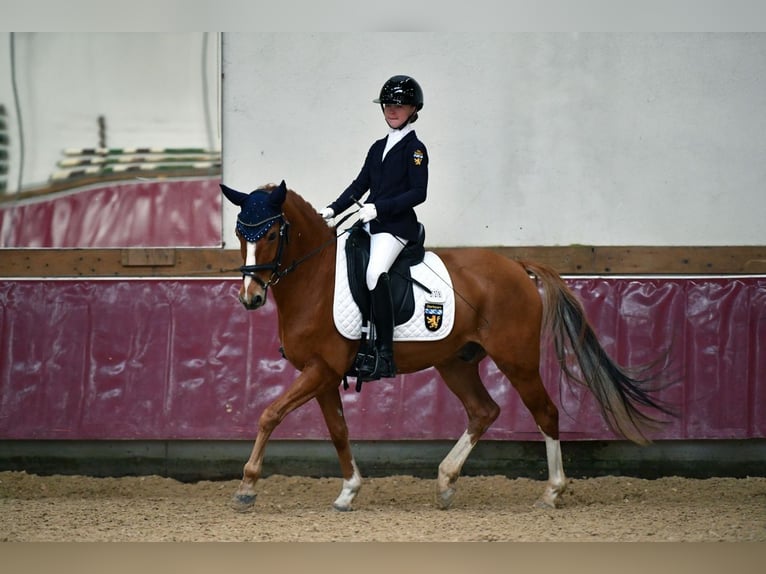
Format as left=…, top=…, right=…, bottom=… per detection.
left=221, top=33, right=766, bottom=247
left=0, top=33, right=220, bottom=191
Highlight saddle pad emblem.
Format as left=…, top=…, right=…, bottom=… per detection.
left=424, top=303, right=444, bottom=331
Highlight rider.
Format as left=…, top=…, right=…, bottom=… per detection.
left=319, top=75, right=429, bottom=380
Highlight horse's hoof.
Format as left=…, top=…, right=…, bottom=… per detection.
left=437, top=487, right=455, bottom=510
left=231, top=493, right=257, bottom=513
left=533, top=497, right=557, bottom=510
left=535, top=482, right=566, bottom=509
left=332, top=502, right=354, bottom=512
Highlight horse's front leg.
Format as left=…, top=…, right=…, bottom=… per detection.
left=231, top=364, right=332, bottom=512
left=231, top=431, right=269, bottom=512
left=315, top=387, right=362, bottom=511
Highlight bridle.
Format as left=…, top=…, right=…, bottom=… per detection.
left=238, top=213, right=290, bottom=290
left=238, top=210, right=355, bottom=293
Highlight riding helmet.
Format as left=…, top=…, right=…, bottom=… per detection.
left=373, top=75, right=424, bottom=111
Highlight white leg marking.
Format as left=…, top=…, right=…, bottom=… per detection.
left=437, top=430, right=476, bottom=509
left=333, top=458, right=362, bottom=511
left=536, top=427, right=568, bottom=508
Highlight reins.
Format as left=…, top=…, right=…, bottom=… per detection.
left=184, top=210, right=358, bottom=279
left=238, top=208, right=361, bottom=286
left=275, top=217, right=355, bottom=280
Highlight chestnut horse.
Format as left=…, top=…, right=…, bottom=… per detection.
left=221, top=180, right=673, bottom=512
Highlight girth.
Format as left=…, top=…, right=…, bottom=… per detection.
left=344, top=223, right=427, bottom=325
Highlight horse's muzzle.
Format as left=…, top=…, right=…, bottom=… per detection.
left=240, top=292, right=266, bottom=310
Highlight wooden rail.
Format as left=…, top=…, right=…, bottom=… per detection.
left=1, top=246, right=764, bottom=277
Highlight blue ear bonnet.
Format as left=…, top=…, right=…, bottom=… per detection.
left=236, top=191, right=282, bottom=242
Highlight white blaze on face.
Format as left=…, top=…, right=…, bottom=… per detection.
left=244, top=241, right=256, bottom=293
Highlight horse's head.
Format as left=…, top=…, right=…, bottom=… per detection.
left=221, top=180, right=289, bottom=310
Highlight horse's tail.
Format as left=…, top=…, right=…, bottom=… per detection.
left=521, top=260, right=677, bottom=445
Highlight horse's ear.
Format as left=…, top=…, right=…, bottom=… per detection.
left=268, top=180, right=288, bottom=208
left=220, top=184, right=249, bottom=206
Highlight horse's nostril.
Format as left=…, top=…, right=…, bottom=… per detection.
left=240, top=293, right=264, bottom=310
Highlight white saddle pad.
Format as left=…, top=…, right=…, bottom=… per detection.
left=333, top=231, right=455, bottom=341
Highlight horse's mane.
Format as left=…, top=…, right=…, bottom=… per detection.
left=289, top=189, right=320, bottom=219
left=262, top=182, right=327, bottom=229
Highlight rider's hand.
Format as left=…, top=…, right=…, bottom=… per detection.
left=319, top=207, right=335, bottom=226
left=358, top=203, right=377, bottom=223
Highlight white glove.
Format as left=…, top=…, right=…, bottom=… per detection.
left=319, top=207, right=335, bottom=226
left=358, top=203, right=377, bottom=223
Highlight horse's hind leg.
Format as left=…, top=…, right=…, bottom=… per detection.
left=315, top=387, right=362, bottom=511
left=538, top=427, right=566, bottom=508
left=496, top=360, right=567, bottom=508
left=435, top=357, right=500, bottom=510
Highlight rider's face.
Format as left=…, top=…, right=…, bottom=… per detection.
left=383, top=103, right=416, bottom=129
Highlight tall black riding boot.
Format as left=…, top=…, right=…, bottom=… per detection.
left=358, top=272, right=397, bottom=380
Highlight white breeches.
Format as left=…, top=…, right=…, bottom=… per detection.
left=365, top=225, right=406, bottom=290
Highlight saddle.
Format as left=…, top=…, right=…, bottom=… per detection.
left=344, top=222, right=427, bottom=327
left=343, top=223, right=428, bottom=391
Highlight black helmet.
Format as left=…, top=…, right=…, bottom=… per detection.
left=373, top=75, right=423, bottom=111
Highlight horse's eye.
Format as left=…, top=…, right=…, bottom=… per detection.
left=267, top=231, right=277, bottom=241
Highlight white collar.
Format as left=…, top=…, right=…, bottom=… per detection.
left=387, top=123, right=414, bottom=139
left=382, top=123, right=414, bottom=159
